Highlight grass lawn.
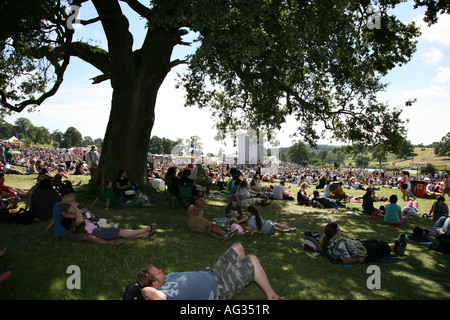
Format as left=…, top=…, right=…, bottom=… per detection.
left=0, top=173, right=449, bottom=300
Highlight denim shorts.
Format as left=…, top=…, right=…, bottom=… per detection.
left=91, top=227, right=120, bottom=240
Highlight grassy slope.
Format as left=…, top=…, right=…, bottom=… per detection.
left=0, top=171, right=449, bottom=300
left=343, top=147, right=450, bottom=171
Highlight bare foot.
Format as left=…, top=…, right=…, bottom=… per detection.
left=269, top=295, right=286, bottom=300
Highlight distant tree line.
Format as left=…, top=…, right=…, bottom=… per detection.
left=279, top=135, right=447, bottom=168
left=0, top=117, right=183, bottom=153
left=433, top=132, right=450, bottom=157
left=0, top=117, right=103, bottom=149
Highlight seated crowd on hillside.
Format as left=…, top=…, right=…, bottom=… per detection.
left=0, top=143, right=91, bottom=176
left=1, top=142, right=450, bottom=291
left=0, top=143, right=449, bottom=221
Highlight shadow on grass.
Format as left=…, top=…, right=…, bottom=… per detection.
left=1, top=181, right=450, bottom=300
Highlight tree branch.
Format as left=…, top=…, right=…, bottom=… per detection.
left=119, top=0, right=152, bottom=18
left=92, top=0, right=134, bottom=69
left=1, top=30, right=74, bottom=113
left=90, top=73, right=111, bottom=84
left=69, top=41, right=111, bottom=74
left=79, top=16, right=102, bottom=26
left=170, top=59, right=188, bottom=69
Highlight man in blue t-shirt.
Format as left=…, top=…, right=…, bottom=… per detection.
left=137, top=243, right=284, bottom=300
left=48, top=181, right=124, bottom=246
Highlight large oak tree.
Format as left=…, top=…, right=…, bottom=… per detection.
left=0, top=0, right=441, bottom=186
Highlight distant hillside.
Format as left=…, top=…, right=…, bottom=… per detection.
left=270, top=145, right=449, bottom=170
left=389, top=147, right=450, bottom=170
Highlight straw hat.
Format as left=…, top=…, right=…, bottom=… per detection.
left=61, top=195, right=77, bottom=206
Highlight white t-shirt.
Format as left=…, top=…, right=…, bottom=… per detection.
left=323, top=185, right=332, bottom=198
left=272, top=184, right=285, bottom=200
left=64, top=152, right=72, bottom=162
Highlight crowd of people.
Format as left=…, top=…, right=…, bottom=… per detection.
left=1, top=143, right=450, bottom=298
left=0, top=143, right=101, bottom=178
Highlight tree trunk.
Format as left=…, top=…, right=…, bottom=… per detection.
left=92, top=27, right=178, bottom=189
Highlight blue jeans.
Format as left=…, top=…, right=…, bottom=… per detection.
left=330, top=199, right=346, bottom=208
left=433, top=216, right=450, bottom=235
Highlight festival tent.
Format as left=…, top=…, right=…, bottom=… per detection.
left=2, top=136, right=23, bottom=147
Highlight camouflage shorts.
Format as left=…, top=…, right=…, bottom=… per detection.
left=210, top=246, right=255, bottom=300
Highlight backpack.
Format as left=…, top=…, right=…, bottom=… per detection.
left=429, top=235, right=450, bottom=254
left=123, top=282, right=144, bottom=300
left=11, top=208, right=34, bottom=225
left=0, top=208, right=33, bottom=225
left=303, top=231, right=322, bottom=253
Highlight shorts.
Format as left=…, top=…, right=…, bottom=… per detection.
left=188, top=215, right=214, bottom=234
left=210, top=246, right=255, bottom=300
left=63, top=232, right=84, bottom=242
left=384, top=219, right=406, bottom=226
left=91, top=227, right=120, bottom=240
left=361, top=240, right=391, bottom=260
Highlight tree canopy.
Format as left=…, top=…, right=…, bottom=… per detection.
left=0, top=0, right=441, bottom=184
left=434, top=132, right=450, bottom=157
left=287, top=141, right=309, bottom=166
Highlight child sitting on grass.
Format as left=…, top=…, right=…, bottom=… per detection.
left=225, top=195, right=248, bottom=224
left=244, top=206, right=296, bottom=235
left=90, top=179, right=149, bottom=210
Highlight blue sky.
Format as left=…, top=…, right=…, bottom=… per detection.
left=5, top=1, right=450, bottom=155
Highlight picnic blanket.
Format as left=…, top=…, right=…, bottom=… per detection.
left=405, top=234, right=432, bottom=245
left=297, top=242, right=405, bottom=264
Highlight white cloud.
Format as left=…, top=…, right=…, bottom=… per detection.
left=401, top=85, right=448, bottom=100
left=403, top=99, right=449, bottom=145
left=432, top=67, right=450, bottom=83
left=415, top=14, right=450, bottom=45
left=424, top=47, right=443, bottom=65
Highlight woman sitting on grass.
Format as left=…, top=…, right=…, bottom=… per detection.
left=237, top=180, right=269, bottom=207
left=384, top=194, right=408, bottom=226
left=319, top=222, right=407, bottom=264
left=427, top=196, right=449, bottom=220
left=187, top=195, right=237, bottom=241
left=362, top=188, right=385, bottom=218
left=297, top=182, right=311, bottom=206
left=244, top=205, right=295, bottom=235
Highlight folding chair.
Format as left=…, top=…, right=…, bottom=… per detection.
left=176, top=181, right=196, bottom=209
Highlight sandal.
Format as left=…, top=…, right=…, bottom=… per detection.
left=114, top=240, right=126, bottom=248
left=149, top=223, right=157, bottom=237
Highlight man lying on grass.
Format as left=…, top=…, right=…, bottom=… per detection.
left=137, top=242, right=284, bottom=300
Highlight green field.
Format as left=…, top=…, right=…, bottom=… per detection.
left=0, top=172, right=449, bottom=301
